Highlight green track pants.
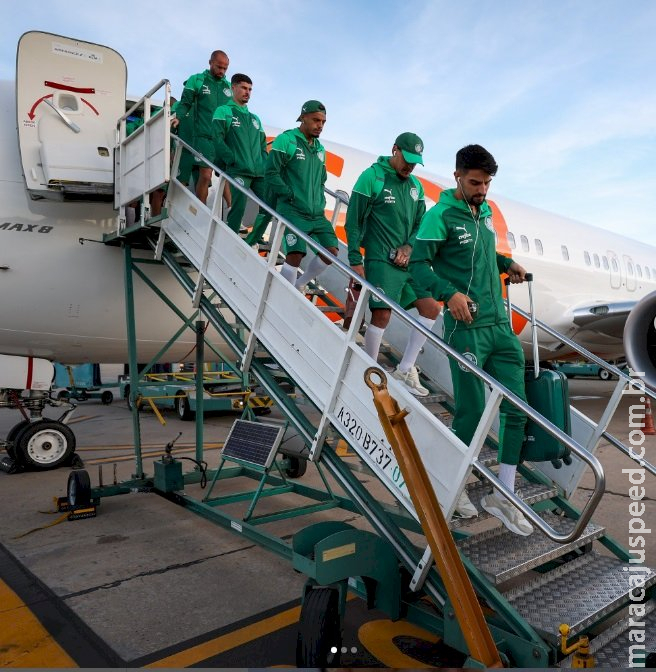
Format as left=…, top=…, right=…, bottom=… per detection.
left=446, top=321, right=527, bottom=465
left=226, top=175, right=268, bottom=234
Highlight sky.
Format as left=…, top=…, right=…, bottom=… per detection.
left=2, top=0, right=655, bottom=243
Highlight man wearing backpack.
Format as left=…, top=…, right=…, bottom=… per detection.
left=212, top=74, right=268, bottom=234
left=264, top=100, right=338, bottom=288
left=344, top=133, right=442, bottom=396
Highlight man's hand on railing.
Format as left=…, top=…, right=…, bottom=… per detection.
left=351, top=264, right=365, bottom=279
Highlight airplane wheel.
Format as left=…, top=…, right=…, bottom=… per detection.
left=175, top=393, right=194, bottom=421
left=296, top=587, right=341, bottom=667
left=101, top=390, right=114, bottom=405
left=16, top=420, right=76, bottom=470
left=5, top=420, right=30, bottom=459
left=598, top=369, right=611, bottom=381
left=67, top=469, right=91, bottom=507
left=284, top=455, right=307, bottom=479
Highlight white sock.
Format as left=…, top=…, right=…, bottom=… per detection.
left=295, top=256, right=329, bottom=288
left=280, top=262, right=298, bottom=284
left=497, top=463, right=517, bottom=495
left=399, top=316, right=435, bottom=372
left=364, top=325, right=385, bottom=360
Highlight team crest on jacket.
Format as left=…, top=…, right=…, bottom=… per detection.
left=410, top=187, right=419, bottom=201
left=252, top=118, right=260, bottom=130
left=458, top=351, right=478, bottom=372
left=317, top=150, right=325, bottom=162
left=485, top=216, right=494, bottom=231
left=223, top=88, right=232, bottom=97
left=286, top=233, right=297, bottom=246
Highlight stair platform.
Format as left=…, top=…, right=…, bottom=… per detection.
left=457, top=511, right=605, bottom=584
left=505, top=552, right=656, bottom=642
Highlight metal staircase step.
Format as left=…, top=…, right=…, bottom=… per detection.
left=477, top=444, right=498, bottom=467
left=560, top=599, right=656, bottom=667
left=505, top=552, right=656, bottom=642
left=450, top=475, right=558, bottom=529
left=457, top=511, right=605, bottom=583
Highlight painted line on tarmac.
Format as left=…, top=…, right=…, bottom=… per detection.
left=139, top=594, right=356, bottom=668
left=0, top=542, right=124, bottom=667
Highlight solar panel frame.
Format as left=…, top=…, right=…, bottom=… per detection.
left=221, top=419, right=285, bottom=470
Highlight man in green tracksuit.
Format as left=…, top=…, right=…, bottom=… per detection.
left=345, top=133, right=441, bottom=395
left=212, top=74, right=268, bottom=234
left=410, top=144, right=532, bottom=536
left=264, top=100, right=338, bottom=289
left=173, top=50, right=232, bottom=204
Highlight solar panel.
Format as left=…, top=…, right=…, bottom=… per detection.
left=222, top=420, right=284, bottom=469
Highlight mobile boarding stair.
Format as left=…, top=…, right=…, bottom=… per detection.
left=105, top=83, right=655, bottom=668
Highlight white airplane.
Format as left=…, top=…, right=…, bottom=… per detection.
left=2, top=30, right=656, bottom=470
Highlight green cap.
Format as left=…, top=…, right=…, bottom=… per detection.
left=297, top=100, right=326, bottom=121
left=395, top=132, right=424, bottom=165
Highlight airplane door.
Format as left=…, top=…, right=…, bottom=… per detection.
left=16, top=31, right=126, bottom=201
left=607, top=250, right=622, bottom=289
left=623, top=255, right=637, bottom=292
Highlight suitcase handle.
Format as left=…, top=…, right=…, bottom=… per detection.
left=505, top=272, right=539, bottom=378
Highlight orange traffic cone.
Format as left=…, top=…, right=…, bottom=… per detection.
left=642, top=398, right=656, bottom=436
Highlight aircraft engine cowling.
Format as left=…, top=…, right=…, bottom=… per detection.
left=623, top=290, right=656, bottom=389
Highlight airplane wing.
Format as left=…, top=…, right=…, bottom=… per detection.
left=571, top=301, right=636, bottom=339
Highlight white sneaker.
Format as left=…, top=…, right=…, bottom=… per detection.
left=481, top=492, right=533, bottom=536
left=391, top=365, right=429, bottom=397
left=454, top=490, right=478, bottom=518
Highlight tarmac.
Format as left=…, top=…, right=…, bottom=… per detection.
left=0, top=377, right=654, bottom=668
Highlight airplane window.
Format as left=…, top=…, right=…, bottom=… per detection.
left=584, top=251, right=591, bottom=266
left=637, top=264, right=643, bottom=278
left=507, top=232, right=516, bottom=249
left=646, top=267, right=651, bottom=280
left=521, top=235, right=529, bottom=252
left=627, top=262, right=634, bottom=276
left=593, top=253, right=600, bottom=268
left=602, top=256, right=609, bottom=270
left=534, top=239, right=543, bottom=255
left=561, top=245, right=569, bottom=261
left=611, top=258, right=619, bottom=272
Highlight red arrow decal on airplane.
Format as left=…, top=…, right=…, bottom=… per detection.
left=81, top=98, right=100, bottom=115
left=28, top=94, right=53, bottom=120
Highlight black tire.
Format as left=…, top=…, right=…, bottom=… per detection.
left=16, top=420, right=76, bottom=470
left=175, top=392, right=194, bottom=421
left=296, top=587, right=342, bottom=667
left=101, top=390, right=114, bottom=405
left=284, top=455, right=307, bottom=479
left=5, top=420, right=30, bottom=459
left=57, top=390, right=70, bottom=400
left=598, top=368, right=611, bottom=381
left=67, top=469, right=91, bottom=507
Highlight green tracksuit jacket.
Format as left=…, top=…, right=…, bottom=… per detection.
left=212, top=101, right=267, bottom=178
left=345, top=156, right=425, bottom=266
left=411, top=188, right=526, bottom=465
left=265, top=128, right=327, bottom=220
left=410, top=188, right=514, bottom=328
left=176, top=70, right=232, bottom=139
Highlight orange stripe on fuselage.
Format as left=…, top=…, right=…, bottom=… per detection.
left=488, top=198, right=528, bottom=335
